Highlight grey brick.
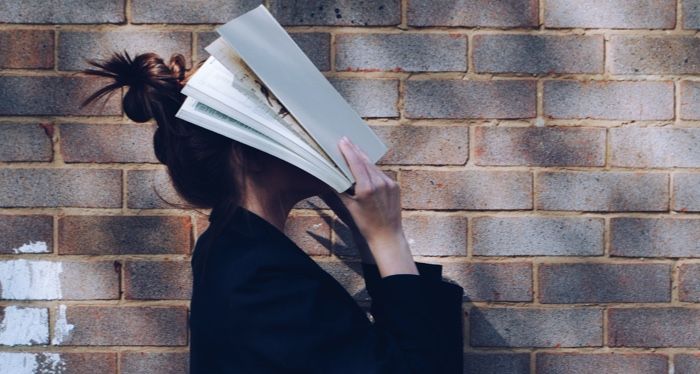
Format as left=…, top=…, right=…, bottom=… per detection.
left=0, top=215, right=53, bottom=254
left=537, top=353, right=668, bottom=374
left=58, top=31, right=191, bottom=71
left=132, top=0, right=261, bottom=23
left=545, top=0, right=676, bottom=29
left=284, top=213, right=332, bottom=256
left=680, top=264, right=700, bottom=302
left=608, top=307, right=700, bottom=347
left=675, top=353, right=700, bottom=373
left=470, top=307, right=603, bottom=347
left=611, top=127, right=700, bottom=168
left=335, top=33, right=466, bottom=72
left=674, top=173, right=700, bottom=212
left=539, top=263, right=671, bottom=303
left=0, top=169, right=121, bottom=208
left=463, top=353, right=530, bottom=374
left=127, top=169, right=187, bottom=209
left=442, top=262, right=532, bottom=302
left=120, top=352, right=189, bottom=374
left=544, top=80, right=674, bottom=120
left=268, top=0, right=400, bottom=26
left=408, top=0, right=538, bottom=27
left=474, top=35, right=604, bottom=74
left=373, top=125, right=469, bottom=165
left=473, top=216, right=604, bottom=256
left=0, top=76, right=121, bottom=116
left=124, top=261, right=192, bottom=300
left=474, top=126, right=605, bottom=166
left=60, top=123, right=158, bottom=163
left=0, top=0, right=124, bottom=23
left=0, top=30, right=54, bottom=69
left=0, top=124, right=53, bottom=162
left=609, top=36, right=700, bottom=74
left=610, top=218, right=700, bottom=258
left=400, top=170, right=532, bottom=210
left=327, top=78, right=399, bottom=118
left=536, top=171, right=669, bottom=211
left=680, top=80, right=700, bottom=120
left=684, top=0, right=700, bottom=29
left=405, top=80, right=536, bottom=119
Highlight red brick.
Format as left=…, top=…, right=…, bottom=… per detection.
left=60, top=123, right=158, bottom=163
left=0, top=30, right=54, bottom=69
left=53, top=306, right=188, bottom=346
left=608, top=307, right=700, bottom=347
left=0, top=124, right=53, bottom=162
left=374, top=125, right=469, bottom=165
left=127, top=169, right=188, bottom=209
left=0, top=215, right=53, bottom=254
left=537, top=353, right=668, bottom=374
left=679, top=263, right=700, bottom=302
left=124, top=261, right=191, bottom=300
left=474, top=126, right=605, bottom=166
left=120, top=352, right=189, bottom=374
left=400, top=170, right=532, bottom=210
left=284, top=213, right=332, bottom=255
left=58, top=216, right=191, bottom=255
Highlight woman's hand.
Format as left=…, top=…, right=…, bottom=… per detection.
left=318, top=191, right=376, bottom=264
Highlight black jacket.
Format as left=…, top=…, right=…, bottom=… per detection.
left=190, top=206, right=464, bottom=373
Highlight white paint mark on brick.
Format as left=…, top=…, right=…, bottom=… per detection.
left=0, top=352, right=64, bottom=374
left=52, top=304, right=74, bottom=345
left=11, top=240, right=49, bottom=254
left=0, top=306, right=49, bottom=346
left=311, top=223, right=322, bottom=229
left=0, top=259, right=63, bottom=299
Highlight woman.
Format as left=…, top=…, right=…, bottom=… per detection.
left=80, top=51, right=464, bottom=373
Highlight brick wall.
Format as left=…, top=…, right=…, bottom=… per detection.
left=1, top=0, right=699, bottom=373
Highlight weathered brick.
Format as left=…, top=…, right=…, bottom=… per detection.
left=684, top=0, right=700, bottom=29
left=680, top=81, right=700, bottom=120
left=442, top=262, right=532, bottom=301
left=474, top=126, right=605, bottom=166
left=0, top=215, right=52, bottom=254
left=335, top=33, right=467, bottom=72
left=536, top=171, right=669, bottom=211
left=268, top=0, right=400, bottom=26
left=373, top=125, right=469, bottom=165
left=127, top=169, right=187, bottom=209
left=0, top=306, right=48, bottom=345
left=53, top=306, right=188, bottom=346
left=58, top=32, right=191, bottom=71
left=124, top=261, right=191, bottom=300
left=60, top=123, right=158, bottom=163
left=0, top=0, right=124, bottom=23
left=120, top=352, right=189, bottom=374
left=284, top=213, right=332, bottom=255
left=679, top=264, right=700, bottom=302
left=537, top=353, right=668, bottom=374
left=58, top=216, right=191, bottom=255
left=317, top=261, right=370, bottom=300
left=473, top=35, right=604, bottom=74
left=0, top=169, right=122, bottom=208
left=0, top=30, right=54, bottom=69
left=463, top=352, right=530, bottom=374
left=132, top=0, right=261, bottom=23
left=470, top=307, right=603, bottom=347
left=0, top=76, right=121, bottom=116
left=539, top=263, right=671, bottom=303
left=608, top=307, right=700, bottom=347
left=408, top=0, right=537, bottom=27
left=543, top=80, right=674, bottom=120
left=0, top=259, right=119, bottom=300
left=328, top=78, right=399, bottom=118
left=293, top=195, right=329, bottom=210
left=0, top=124, right=53, bottom=162
left=400, top=170, right=532, bottom=210
left=675, top=353, right=700, bottom=374
left=609, top=36, right=700, bottom=75
left=544, top=0, right=675, bottom=29
left=0, top=352, right=116, bottom=374
left=405, top=80, right=536, bottom=119
left=610, top=218, right=700, bottom=257
left=334, top=214, right=467, bottom=257
left=674, top=173, right=700, bottom=212
left=611, top=128, right=700, bottom=168
left=473, top=216, right=604, bottom=256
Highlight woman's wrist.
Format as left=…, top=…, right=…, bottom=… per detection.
left=366, top=230, right=419, bottom=277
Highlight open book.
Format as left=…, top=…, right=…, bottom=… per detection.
left=175, top=4, right=388, bottom=193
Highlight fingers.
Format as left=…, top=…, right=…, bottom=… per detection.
left=344, top=138, right=394, bottom=189
left=338, top=136, right=372, bottom=196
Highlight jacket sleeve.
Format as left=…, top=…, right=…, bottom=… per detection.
left=226, top=256, right=461, bottom=374
left=361, top=261, right=465, bottom=374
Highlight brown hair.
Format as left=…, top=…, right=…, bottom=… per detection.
left=80, top=51, right=263, bottom=279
